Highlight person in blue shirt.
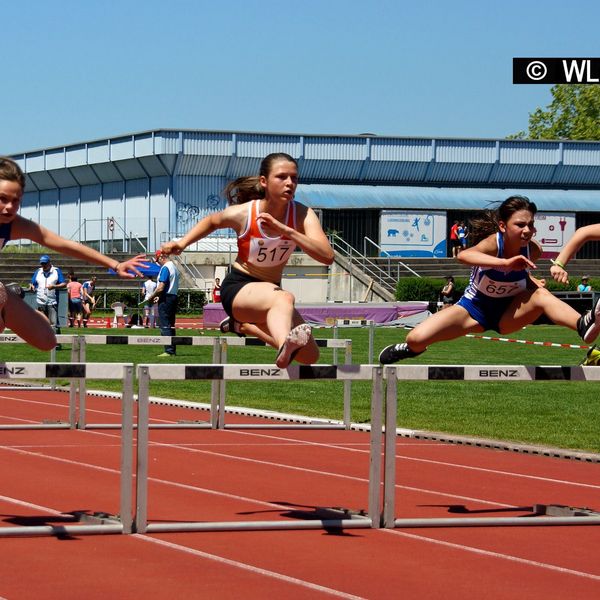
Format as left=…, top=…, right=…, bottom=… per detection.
left=145, top=250, right=180, bottom=356
left=0, top=156, right=146, bottom=350
left=577, top=276, right=592, bottom=293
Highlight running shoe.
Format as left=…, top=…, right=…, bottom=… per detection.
left=0, top=282, right=7, bottom=333
left=581, top=344, right=600, bottom=366
left=219, top=317, right=245, bottom=337
left=576, top=296, right=600, bottom=343
left=378, top=342, right=423, bottom=364
left=276, top=324, right=312, bottom=368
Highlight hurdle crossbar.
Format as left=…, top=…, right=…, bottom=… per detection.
left=217, top=337, right=354, bottom=429
left=0, top=362, right=135, bottom=537
left=382, top=365, right=600, bottom=529
left=0, top=333, right=78, bottom=391
left=72, top=334, right=353, bottom=430
left=135, top=363, right=383, bottom=534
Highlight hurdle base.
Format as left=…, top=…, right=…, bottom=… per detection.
left=391, top=515, right=600, bottom=528
left=141, top=517, right=373, bottom=534
left=68, top=510, right=123, bottom=525
left=533, top=503, right=600, bottom=517
left=0, top=423, right=71, bottom=430
left=0, top=524, right=124, bottom=538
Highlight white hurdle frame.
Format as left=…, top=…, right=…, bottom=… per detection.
left=382, top=365, right=600, bottom=529
left=0, top=362, right=135, bottom=537
left=73, top=335, right=221, bottom=429
left=216, top=337, right=354, bottom=429
left=66, top=334, right=353, bottom=430
left=135, top=363, right=383, bottom=534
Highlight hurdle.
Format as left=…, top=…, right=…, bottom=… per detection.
left=70, top=334, right=353, bottom=430
left=216, top=336, right=354, bottom=429
left=70, top=334, right=220, bottom=429
left=0, top=335, right=88, bottom=430
left=134, top=363, right=383, bottom=533
left=382, top=365, right=600, bottom=529
left=0, top=362, right=135, bottom=537
left=0, top=333, right=78, bottom=392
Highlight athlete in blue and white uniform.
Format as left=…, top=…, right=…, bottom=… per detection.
left=456, top=232, right=530, bottom=332
left=379, top=196, right=600, bottom=364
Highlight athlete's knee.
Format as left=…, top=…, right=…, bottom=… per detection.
left=406, top=328, right=426, bottom=348
left=272, top=289, right=296, bottom=308
left=530, top=286, right=553, bottom=305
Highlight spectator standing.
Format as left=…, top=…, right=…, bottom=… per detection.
left=66, top=272, right=84, bottom=327
left=141, top=275, right=158, bottom=328
left=29, top=254, right=66, bottom=335
left=212, top=277, right=222, bottom=303
left=450, top=220, right=460, bottom=257
left=146, top=250, right=179, bottom=356
left=81, top=275, right=97, bottom=327
left=458, top=221, right=468, bottom=251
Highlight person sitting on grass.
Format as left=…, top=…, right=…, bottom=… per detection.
left=379, top=196, right=600, bottom=364
left=160, top=152, right=334, bottom=368
left=0, top=156, right=146, bottom=350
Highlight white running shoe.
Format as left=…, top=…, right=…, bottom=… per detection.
left=577, top=296, right=600, bottom=343
left=276, top=324, right=312, bottom=368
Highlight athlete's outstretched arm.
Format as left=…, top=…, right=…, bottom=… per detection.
left=12, top=216, right=146, bottom=278
left=551, top=224, right=600, bottom=284
left=161, top=206, right=244, bottom=255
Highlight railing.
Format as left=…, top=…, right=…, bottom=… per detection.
left=160, top=231, right=237, bottom=253
left=328, top=234, right=398, bottom=294
left=68, top=218, right=147, bottom=254
left=362, top=237, right=421, bottom=278
left=172, top=255, right=206, bottom=290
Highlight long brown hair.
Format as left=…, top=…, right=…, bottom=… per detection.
left=0, top=157, right=26, bottom=190
left=223, top=153, right=298, bottom=205
left=469, top=195, right=537, bottom=246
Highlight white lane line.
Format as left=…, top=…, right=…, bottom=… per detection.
left=134, top=534, right=367, bottom=600
left=382, top=528, right=600, bottom=581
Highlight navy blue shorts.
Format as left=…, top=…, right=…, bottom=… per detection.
left=456, top=294, right=515, bottom=332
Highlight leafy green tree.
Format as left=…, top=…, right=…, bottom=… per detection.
left=511, top=85, right=600, bottom=140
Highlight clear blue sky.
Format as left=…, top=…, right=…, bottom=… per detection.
left=3, top=0, right=599, bottom=154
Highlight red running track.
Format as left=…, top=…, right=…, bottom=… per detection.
left=0, top=387, right=599, bottom=599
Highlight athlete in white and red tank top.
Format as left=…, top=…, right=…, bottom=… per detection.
left=159, top=153, right=335, bottom=368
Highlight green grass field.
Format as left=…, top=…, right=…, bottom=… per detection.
left=4, top=324, right=599, bottom=453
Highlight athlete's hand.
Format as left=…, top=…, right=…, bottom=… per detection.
left=161, top=241, right=183, bottom=256
left=116, top=254, right=147, bottom=278
left=550, top=264, right=569, bottom=285
left=504, top=255, right=536, bottom=272
left=257, top=212, right=289, bottom=236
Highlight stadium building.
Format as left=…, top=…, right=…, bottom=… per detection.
left=8, top=129, right=600, bottom=302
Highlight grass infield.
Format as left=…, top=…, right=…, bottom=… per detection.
left=4, top=324, right=599, bottom=453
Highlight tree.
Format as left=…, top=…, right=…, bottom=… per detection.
left=511, top=85, right=600, bottom=141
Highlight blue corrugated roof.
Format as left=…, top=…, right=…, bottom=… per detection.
left=295, top=184, right=600, bottom=212
left=11, top=129, right=600, bottom=189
